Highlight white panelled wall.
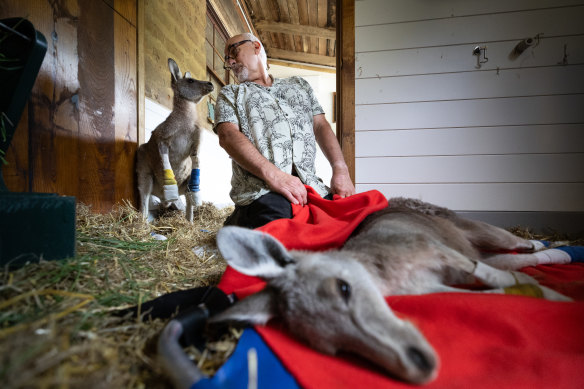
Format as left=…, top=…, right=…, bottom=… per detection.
left=354, top=0, right=584, bottom=217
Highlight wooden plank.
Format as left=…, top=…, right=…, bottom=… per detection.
left=355, top=124, right=584, bottom=157
left=268, top=47, right=335, bottom=66
left=355, top=183, right=584, bottom=212
left=317, top=0, right=327, bottom=56
left=355, top=154, right=584, bottom=184
left=356, top=0, right=584, bottom=26
left=78, top=0, right=116, bottom=212
left=3, top=104, right=29, bottom=191
left=113, top=0, right=136, bottom=26
left=297, top=0, right=311, bottom=53
left=356, top=65, right=584, bottom=104
left=337, top=0, right=355, bottom=182
left=34, top=1, right=80, bottom=196
left=356, top=36, right=584, bottom=79
left=229, top=0, right=257, bottom=35
left=113, top=3, right=137, bottom=206
left=254, top=20, right=336, bottom=39
left=356, top=94, right=584, bottom=131
left=356, top=6, right=584, bottom=52
left=286, top=0, right=303, bottom=51
left=246, top=0, right=264, bottom=20
left=137, top=0, right=145, bottom=145
left=260, top=0, right=282, bottom=50
left=306, top=0, right=318, bottom=54
left=276, top=0, right=294, bottom=52
left=268, top=58, right=335, bottom=73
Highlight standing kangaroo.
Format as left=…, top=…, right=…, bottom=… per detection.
left=136, top=58, right=213, bottom=222
left=208, top=198, right=570, bottom=384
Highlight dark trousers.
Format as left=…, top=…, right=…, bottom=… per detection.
left=224, top=191, right=332, bottom=229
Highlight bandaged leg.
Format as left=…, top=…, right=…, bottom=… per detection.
left=472, top=261, right=571, bottom=301
left=481, top=249, right=572, bottom=270
left=184, top=156, right=201, bottom=222
left=162, top=151, right=179, bottom=202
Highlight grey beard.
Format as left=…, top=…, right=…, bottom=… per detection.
left=234, top=66, right=249, bottom=82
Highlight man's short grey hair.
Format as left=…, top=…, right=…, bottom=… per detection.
left=238, top=33, right=268, bottom=71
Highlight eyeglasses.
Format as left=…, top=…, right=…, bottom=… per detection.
left=223, top=39, right=253, bottom=70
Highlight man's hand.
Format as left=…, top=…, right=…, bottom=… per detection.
left=265, top=169, right=308, bottom=206
left=330, top=165, right=356, bottom=198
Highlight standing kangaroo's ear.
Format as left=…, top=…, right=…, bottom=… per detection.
left=216, top=227, right=295, bottom=279
left=168, top=58, right=182, bottom=82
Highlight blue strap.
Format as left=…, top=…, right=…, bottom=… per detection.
left=555, top=245, right=584, bottom=263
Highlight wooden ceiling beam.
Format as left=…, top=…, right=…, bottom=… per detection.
left=254, top=20, right=335, bottom=40
left=268, top=58, right=336, bottom=73
left=267, top=47, right=335, bottom=67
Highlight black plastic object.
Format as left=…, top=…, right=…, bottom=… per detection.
left=117, top=286, right=235, bottom=350
left=0, top=192, right=76, bottom=266
left=0, top=17, right=48, bottom=190
left=0, top=19, right=75, bottom=267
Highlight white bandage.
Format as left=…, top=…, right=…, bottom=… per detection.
left=533, top=249, right=572, bottom=265
left=163, top=184, right=179, bottom=202
left=185, top=191, right=202, bottom=207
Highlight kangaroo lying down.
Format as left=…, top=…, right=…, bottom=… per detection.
left=159, top=198, right=571, bottom=386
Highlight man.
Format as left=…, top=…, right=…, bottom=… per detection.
left=214, top=33, right=355, bottom=229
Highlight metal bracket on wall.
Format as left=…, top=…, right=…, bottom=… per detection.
left=472, top=46, right=488, bottom=69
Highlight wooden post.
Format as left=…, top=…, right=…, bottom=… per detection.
left=336, top=0, right=355, bottom=183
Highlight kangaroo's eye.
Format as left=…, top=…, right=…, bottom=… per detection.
left=336, top=278, right=351, bottom=303
left=187, top=79, right=194, bottom=83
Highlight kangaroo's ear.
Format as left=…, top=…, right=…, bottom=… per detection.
left=168, top=58, right=182, bottom=81
left=216, top=226, right=295, bottom=279
left=184, top=71, right=191, bottom=78
left=209, top=287, right=277, bottom=325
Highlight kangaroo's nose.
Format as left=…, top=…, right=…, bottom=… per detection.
left=205, top=81, right=214, bottom=90
left=407, top=346, right=435, bottom=373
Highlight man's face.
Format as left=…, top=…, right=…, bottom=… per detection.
left=224, top=37, right=257, bottom=82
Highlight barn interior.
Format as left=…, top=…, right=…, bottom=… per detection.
left=1, top=1, right=583, bottom=388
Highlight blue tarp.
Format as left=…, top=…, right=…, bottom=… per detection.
left=192, top=328, right=299, bottom=389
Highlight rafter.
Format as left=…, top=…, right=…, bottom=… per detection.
left=254, top=20, right=335, bottom=40
left=266, top=48, right=335, bottom=67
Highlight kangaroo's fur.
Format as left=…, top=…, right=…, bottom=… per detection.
left=136, top=58, right=213, bottom=222
left=209, top=197, right=570, bottom=384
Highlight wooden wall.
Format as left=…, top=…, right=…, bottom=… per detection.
left=144, top=0, right=207, bottom=109
left=1, top=0, right=137, bottom=213
left=354, top=0, right=584, bottom=213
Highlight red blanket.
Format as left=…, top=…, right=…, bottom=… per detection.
left=217, top=188, right=584, bottom=388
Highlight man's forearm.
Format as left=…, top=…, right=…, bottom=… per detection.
left=313, top=115, right=349, bottom=173
left=313, top=114, right=355, bottom=197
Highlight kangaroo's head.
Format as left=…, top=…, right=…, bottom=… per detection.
left=212, top=226, right=439, bottom=384
left=168, top=58, right=213, bottom=103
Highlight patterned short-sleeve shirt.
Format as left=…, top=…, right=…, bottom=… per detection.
left=214, top=76, right=330, bottom=206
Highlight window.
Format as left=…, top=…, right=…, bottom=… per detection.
left=205, top=4, right=237, bottom=123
